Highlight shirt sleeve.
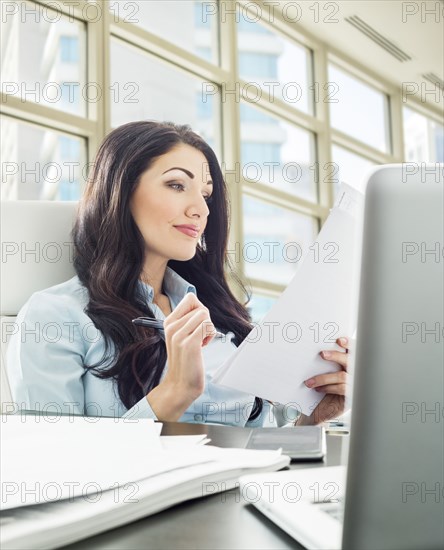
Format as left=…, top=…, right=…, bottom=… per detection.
left=6, top=292, right=86, bottom=416
left=122, top=395, right=158, bottom=420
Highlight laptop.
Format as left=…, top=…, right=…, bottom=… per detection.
left=239, top=164, right=444, bottom=550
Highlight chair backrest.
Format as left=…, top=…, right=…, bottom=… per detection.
left=1, top=201, right=78, bottom=407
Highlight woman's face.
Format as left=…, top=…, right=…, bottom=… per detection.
left=130, top=143, right=213, bottom=266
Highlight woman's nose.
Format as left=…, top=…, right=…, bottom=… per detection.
left=187, top=193, right=210, bottom=218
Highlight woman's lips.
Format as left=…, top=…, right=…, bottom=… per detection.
left=174, top=226, right=199, bottom=238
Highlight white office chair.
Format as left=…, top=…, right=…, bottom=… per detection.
left=0, top=201, right=78, bottom=409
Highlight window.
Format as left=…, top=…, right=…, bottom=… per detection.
left=240, top=103, right=273, bottom=123
left=0, top=116, right=86, bottom=201
left=237, top=15, right=272, bottom=34
left=331, top=145, right=375, bottom=196
left=3, top=0, right=440, bottom=304
left=0, top=1, right=87, bottom=116
left=403, top=107, right=444, bottom=162
left=196, top=47, right=212, bottom=63
left=240, top=103, right=317, bottom=202
left=242, top=142, right=281, bottom=165
left=242, top=195, right=318, bottom=286
left=60, top=82, right=81, bottom=114
left=197, top=90, right=213, bottom=119
left=110, top=39, right=221, bottom=158
left=110, top=1, right=219, bottom=65
left=236, top=10, right=313, bottom=114
left=59, top=179, right=81, bottom=201
left=239, top=53, right=278, bottom=79
left=193, top=1, right=219, bottom=31
left=60, top=36, right=79, bottom=63
left=329, top=64, right=390, bottom=153
left=59, top=136, right=81, bottom=161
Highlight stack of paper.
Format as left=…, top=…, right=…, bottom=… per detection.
left=0, top=415, right=289, bottom=549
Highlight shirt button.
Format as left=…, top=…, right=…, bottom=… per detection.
left=194, top=414, right=204, bottom=422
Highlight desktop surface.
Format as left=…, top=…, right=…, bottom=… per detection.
left=61, top=422, right=346, bottom=550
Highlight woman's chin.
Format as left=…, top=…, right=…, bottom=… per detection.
left=171, top=247, right=198, bottom=262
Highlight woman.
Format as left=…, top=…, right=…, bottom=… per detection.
left=7, top=121, right=349, bottom=426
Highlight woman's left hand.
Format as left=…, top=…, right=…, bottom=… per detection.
left=296, top=337, right=350, bottom=426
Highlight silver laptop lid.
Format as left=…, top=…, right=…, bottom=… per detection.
left=343, top=164, right=444, bottom=550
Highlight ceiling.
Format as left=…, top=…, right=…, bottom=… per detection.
left=282, top=0, right=444, bottom=114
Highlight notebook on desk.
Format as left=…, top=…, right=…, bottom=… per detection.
left=160, top=422, right=326, bottom=461
left=239, top=164, right=444, bottom=550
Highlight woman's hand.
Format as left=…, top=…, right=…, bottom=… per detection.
left=146, top=293, right=217, bottom=421
left=296, top=337, right=350, bottom=426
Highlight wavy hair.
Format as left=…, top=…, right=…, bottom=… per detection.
left=72, top=120, right=263, bottom=420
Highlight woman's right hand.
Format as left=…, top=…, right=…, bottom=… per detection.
left=146, top=293, right=216, bottom=421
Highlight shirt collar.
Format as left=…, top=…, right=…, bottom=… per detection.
left=138, top=266, right=196, bottom=307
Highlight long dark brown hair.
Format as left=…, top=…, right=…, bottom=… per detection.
left=72, top=120, right=263, bottom=420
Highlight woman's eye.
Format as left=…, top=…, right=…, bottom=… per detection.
left=168, top=182, right=213, bottom=204
left=168, top=182, right=185, bottom=191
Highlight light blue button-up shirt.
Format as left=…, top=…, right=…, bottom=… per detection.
left=7, top=267, right=277, bottom=427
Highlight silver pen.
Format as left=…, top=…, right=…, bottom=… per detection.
left=132, top=317, right=225, bottom=339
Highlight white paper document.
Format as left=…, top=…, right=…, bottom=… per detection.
left=160, top=435, right=211, bottom=450
left=0, top=415, right=169, bottom=510
left=213, top=185, right=363, bottom=416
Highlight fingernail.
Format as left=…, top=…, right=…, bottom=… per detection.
left=305, top=378, right=315, bottom=388
left=340, top=337, right=348, bottom=346
left=321, top=351, right=331, bottom=359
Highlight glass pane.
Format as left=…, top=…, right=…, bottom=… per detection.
left=331, top=145, right=375, bottom=196
left=237, top=10, right=312, bottom=114
left=0, top=1, right=87, bottom=116
left=329, top=64, right=389, bottom=153
left=247, top=293, right=278, bottom=324
left=1, top=116, right=87, bottom=201
left=109, top=1, right=219, bottom=65
left=242, top=195, right=318, bottom=286
left=110, top=39, right=221, bottom=157
left=403, top=107, right=444, bottom=162
left=240, top=102, right=317, bottom=202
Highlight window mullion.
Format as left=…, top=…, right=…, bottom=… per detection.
left=242, top=178, right=328, bottom=219
left=85, top=3, right=109, bottom=165
left=110, top=19, right=228, bottom=85
left=219, top=0, right=245, bottom=300
left=331, top=129, right=396, bottom=164
left=313, top=43, right=333, bottom=217
left=389, top=90, right=405, bottom=162
left=1, top=93, right=96, bottom=137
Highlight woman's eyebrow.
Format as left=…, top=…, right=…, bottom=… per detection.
left=162, top=167, right=213, bottom=186
left=162, top=167, right=194, bottom=178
